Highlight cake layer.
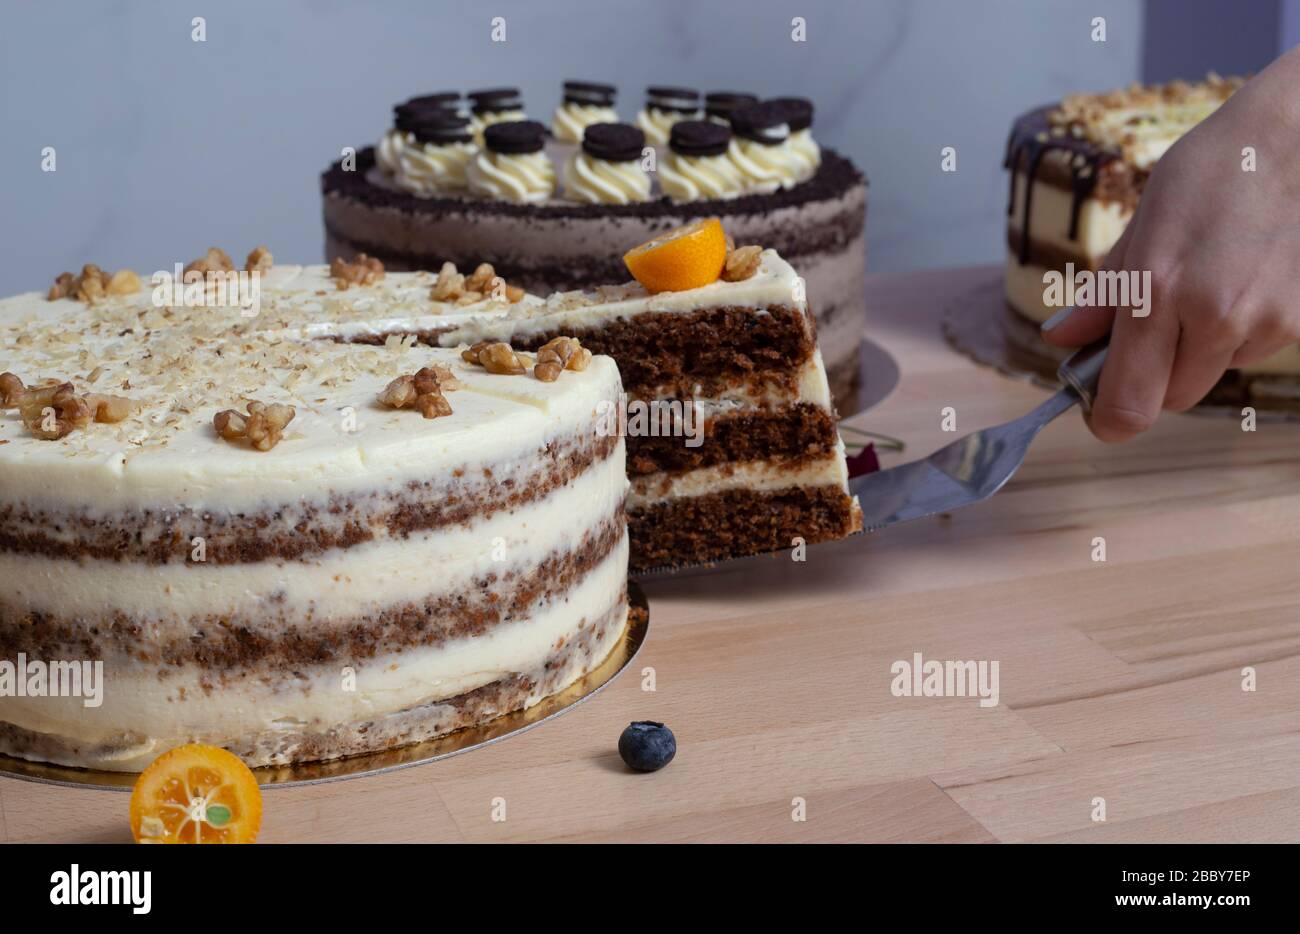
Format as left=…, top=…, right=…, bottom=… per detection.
left=626, top=402, right=838, bottom=477
left=629, top=485, right=860, bottom=570
left=0, top=577, right=631, bottom=771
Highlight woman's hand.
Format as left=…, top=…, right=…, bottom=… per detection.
left=1042, top=48, right=1300, bottom=442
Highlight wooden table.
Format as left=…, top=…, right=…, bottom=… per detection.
left=5, top=265, right=1299, bottom=843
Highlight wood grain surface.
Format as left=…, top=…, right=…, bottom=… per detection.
left=4, top=264, right=1298, bottom=843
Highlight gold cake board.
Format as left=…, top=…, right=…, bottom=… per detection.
left=0, top=583, right=650, bottom=791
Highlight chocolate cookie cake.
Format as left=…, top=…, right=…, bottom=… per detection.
left=1004, top=76, right=1300, bottom=408
left=322, top=83, right=868, bottom=409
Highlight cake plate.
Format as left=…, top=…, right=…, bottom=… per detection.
left=0, top=584, right=650, bottom=791
left=943, top=272, right=1300, bottom=423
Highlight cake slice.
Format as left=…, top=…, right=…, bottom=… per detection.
left=297, top=229, right=863, bottom=571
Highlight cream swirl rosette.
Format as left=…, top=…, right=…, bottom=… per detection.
left=563, top=123, right=650, bottom=204
left=552, top=81, right=619, bottom=143
left=635, top=86, right=702, bottom=146
left=658, top=120, right=746, bottom=202
left=467, top=120, right=556, bottom=203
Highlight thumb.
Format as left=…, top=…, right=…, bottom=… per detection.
left=1042, top=221, right=1134, bottom=347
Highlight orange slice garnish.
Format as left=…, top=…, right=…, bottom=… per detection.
left=622, top=217, right=727, bottom=293
left=130, top=743, right=262, bottom=844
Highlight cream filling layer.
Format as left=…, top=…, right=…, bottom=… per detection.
left=0, top=436, right=627, bottom=621
left=551, top=103, right=619, bottom=143
left=563, top=151, right=650, bottom=204
left=629, top=440, right=851, bottom=510
left=467, top=149, right=556, bottom=203
left=0, top=537, right=628, bottom=760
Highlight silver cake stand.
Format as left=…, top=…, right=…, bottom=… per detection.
left=0, top=584, right=650, bottom=791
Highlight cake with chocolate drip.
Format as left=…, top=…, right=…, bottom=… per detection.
left=1004, top=76, right=1300, bottom=407
left=322, top=82, right=868, bottom=410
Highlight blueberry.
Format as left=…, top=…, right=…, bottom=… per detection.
left=618, top=721, right=676, bottom=772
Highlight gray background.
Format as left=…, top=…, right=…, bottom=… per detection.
left=0, top=0, right=1288, bottom=295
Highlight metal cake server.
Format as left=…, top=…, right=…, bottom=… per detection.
left=636, top=337, right=1107, bottom=577
left=847, top=337, right=1108, bottom=532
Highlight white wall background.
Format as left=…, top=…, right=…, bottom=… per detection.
left=0, top=0, right=1142, bottom=295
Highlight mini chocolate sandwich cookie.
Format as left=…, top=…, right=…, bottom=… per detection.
left=403, top=113, right=474, bottom=146
left=646, top=86, right=701, bottom=113
left=669, top=120, right=731, bottom=158
left=582, top=123, right=645, bottom=161
left=766, top=97, right=814, bottom=133
left=483, top=120, right=547, bottom=154
left=468, top=87, right=524, bottom=114
left=564, top=80, right=617, bottom=107
left=704, top=91, right=758, bottom=122
left=729, top=102, right=790, bottom=144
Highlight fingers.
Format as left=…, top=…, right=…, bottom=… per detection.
left=1087, top=293, right=1179, bottom=442
left=1163, top=328, right=1238, bottom=411
left=1042, top=221, right=1135, bottom=348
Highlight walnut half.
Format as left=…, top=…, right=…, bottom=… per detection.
left=214, top=400, right=295, bottom=451
left=533, top=336, right=592, bottom=382
left=378, top=366, right=454, bottom=419
left=462, top=340, right=526, bottom=375
left=722, top=244, right=763, bottom=282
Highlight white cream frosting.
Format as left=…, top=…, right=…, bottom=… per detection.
left=635, top=106, right=700, bottom=146
left=563, top=151, right=650, bottom=205
left=467, top=149, right=556, bottom=203
left=727, top=136, right=802, bottom=193
left=788, top=128, right=822, bottom=179
left=376, top=128, right=476, bottom=195
left=551, top=102, right=619, bottom=143
left=658, top=150, right=747, bottom=202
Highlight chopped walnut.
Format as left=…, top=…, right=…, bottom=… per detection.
left=185, top=247, right=235, bottom=276
left=461, top=341, right=526, bottom=375
left=330, top=253, right=384, bottom=289
left=245, top=245, right=273, bottom=274
left=213, top=400, right=295, bottom=451
left=84, top=392, right=137, bottom=423
left=378, top=366, right=454, bottom=418
left=722, top=244, right=763, bottom=282
left=433, top=261, right=525, bottom=304
left=17, top=382, right=91, bottom=440
left=48, top=264, right=137, bottom=303
left=533, top=336, right=592, bottom=382
left=5, top=375, right=136, bottom=438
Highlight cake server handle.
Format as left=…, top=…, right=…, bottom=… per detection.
left=1056, top=334, right=1110, bottom=414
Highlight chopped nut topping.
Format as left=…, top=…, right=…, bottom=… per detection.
left=462, top=340, right=526, bottom=375
left=378, top=365, right=455, bottom=419
left=213, top=399, right=295, bottom=451
left=48, top=264, right=139, bottom=303
left=185, top=247, right=235, bottom=276
left=17, top=382, right=91, bottom=440
left=722, top=244, right=763, bottom=282
left=533, top=336, right=592, bottom=382
left=432, top=261, right=525, bottom=304
left=84, top=392, right=138, bottom=423
left=330, top=253, right=384, bottom=289
left=4, top=375, right=138, bottom=438
left=245, top=245, right=273, bottom=274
